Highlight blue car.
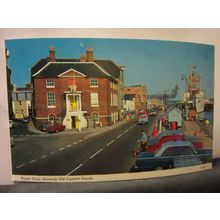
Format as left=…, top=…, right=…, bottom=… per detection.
left=131, top=140, right=212, bottom=172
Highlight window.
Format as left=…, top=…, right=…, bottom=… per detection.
left=111, top=93, right=118, bottom=106
left=48, top=114, right=56, bottom=123
left=90, top=93, right=99, bottom=107
left=47, top=93, right=56, bottom=107
left=162, top=146, right=194, bottom=157
left=90, top=79, right=98, bottom=87
left=46, top=79, right=55, bottom=88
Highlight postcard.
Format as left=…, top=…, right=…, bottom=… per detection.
left=0, top=29, right=217, bottom=184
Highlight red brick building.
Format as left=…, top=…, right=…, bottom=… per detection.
left=31, top=47, right=124, bottom=130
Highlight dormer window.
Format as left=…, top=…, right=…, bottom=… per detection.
left=46, top=79, right=55, bottom=88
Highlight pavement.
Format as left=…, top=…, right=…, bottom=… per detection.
left=182, top=120, right=213, bottom=148
left=27, top=119, right=133, bottom=138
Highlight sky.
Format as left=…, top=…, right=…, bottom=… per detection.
left=5, top=38, right=214, bottom=99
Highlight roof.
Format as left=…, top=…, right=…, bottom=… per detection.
left=32, top=62, right=117, bottom=81
left=163, top=107, right=182, bottom=116
left=94, top=60, right=122, bottom=79
left=153, top=140, right=195, bottom=157
left=31, top=58, right=122, bottom=79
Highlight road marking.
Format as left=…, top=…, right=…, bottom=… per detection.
left=124, top=129, right=128, bottom=134
left=58, top=147, right=65, bottom=151
left=116, top=134, right=123, bottom=139
left=66, top=144, right=71, bottom=148
left=41, top=154, right=48, bottom=159
left=106, top=139, right=115, bottom=146
left=73, top=142, right=78, bottom=145
left=16, top=164, right=25, bottom=169
left=89, top=148, right=103, bottom=159
left=29, top=159, right=37, bottom=164
left=66, top=163, right=83, bottom=176
left=79, top=139, right=83, bottom=142
left=50, top=151, right=56, bottom=155
left=84, top=137, right=88, bottom=140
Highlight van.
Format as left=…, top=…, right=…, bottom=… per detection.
left=138, top=115, right=148, bottom=125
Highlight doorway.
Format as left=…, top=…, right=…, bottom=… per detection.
left=71, top=116, right=79, bottom=129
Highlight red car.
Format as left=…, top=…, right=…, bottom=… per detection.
left=132, top=130, right=204, bottom=156
left=39, top=123, right=66, bottom=133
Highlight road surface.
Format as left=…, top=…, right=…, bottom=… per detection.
left=12, top=115, right=159, bottom=176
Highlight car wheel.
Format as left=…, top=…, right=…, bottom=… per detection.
left=154, top=167, right=164, bottom=171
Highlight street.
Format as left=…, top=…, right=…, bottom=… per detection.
left=11, top=115, right=159, bottom=176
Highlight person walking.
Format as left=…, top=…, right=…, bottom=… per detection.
left=138, top=130, right=147, bottom=152
left=132, top=130, right=148, bottom=157
left=152, top=124, right=158, bottom=137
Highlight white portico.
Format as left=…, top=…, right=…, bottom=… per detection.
left=63, top=86, right=87, bottom=131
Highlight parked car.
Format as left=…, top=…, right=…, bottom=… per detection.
left=138, top=115, right=148, bottom=125
left=132, top=141, right=212, bottom=172
left=39, top=122, right=66, bottom=133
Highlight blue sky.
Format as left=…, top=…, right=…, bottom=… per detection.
left=5, top=38, right=214, bottom=99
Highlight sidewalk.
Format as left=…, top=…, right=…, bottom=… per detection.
left=183, top=120, right=213, bottom=148
left=27, top=119, right=134, bottom=138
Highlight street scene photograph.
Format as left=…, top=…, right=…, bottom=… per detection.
left=5, top=38, right=214, bottom=178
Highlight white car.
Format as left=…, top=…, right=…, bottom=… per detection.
left=138, top=115, right=148, bottom=124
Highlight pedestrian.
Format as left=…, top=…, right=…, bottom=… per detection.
left=152, top=124, right=158, bottom=137
left=137, top=129, right=147, bottom=152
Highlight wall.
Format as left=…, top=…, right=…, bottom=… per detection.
left=33, top=75, right=118, bottom=126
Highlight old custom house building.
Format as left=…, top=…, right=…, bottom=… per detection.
left=31, top=47, right=124, bottom=131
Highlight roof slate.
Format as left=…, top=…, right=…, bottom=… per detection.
left=31, top=58, right=122, bottom=79
left=33, top=63, right=116, bottom=80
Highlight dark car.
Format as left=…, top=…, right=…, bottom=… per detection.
left=39, top=122, right=66, bottom=133
left=132, top=140, right=212, bottom=172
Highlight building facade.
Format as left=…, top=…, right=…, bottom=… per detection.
left=123, top=94, right=135, bottom=113
left=123, top=85, right=148, bottom=113
left=31, top=47, right=123, bottom=130
left=11, top=86, right=32, bottom=119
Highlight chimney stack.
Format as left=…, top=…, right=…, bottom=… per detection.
left=48, top=46, right=56, bottom=62
left=86, top=48, right=94, bottom=62
left=80, top=53, right=87, bottom=62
